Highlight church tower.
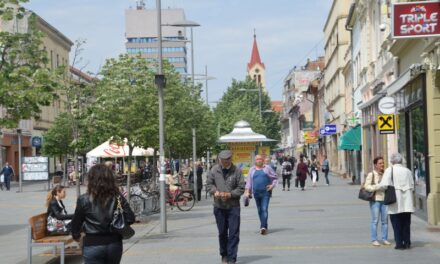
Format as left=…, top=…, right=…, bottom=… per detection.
left=247, top=32, right=266, bottom=92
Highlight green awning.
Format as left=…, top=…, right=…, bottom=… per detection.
left=338, top=125, right=361, bottom=151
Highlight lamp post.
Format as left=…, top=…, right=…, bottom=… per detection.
left=17, top=128, right=22, bottom=192
left=239, top=83, right=262, bottom=119
left=156, top=0, right=167, bottom=233
left=169, top=20, right=200, bottom=201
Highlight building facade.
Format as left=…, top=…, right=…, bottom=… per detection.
left=323, top=0, right=351, bottom=174
left=0, top=10, right=73, bottom=179
left=125, top=3, right=188, bottom=74
left=345, top=0, right=440, bottom=226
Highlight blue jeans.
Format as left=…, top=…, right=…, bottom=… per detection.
left=214, top=207, right=240, bottom=263
left=83, top=241, right=123, bottom=264
left=369, top=201, right=388, bottom=241
left=253, top=191, right=271, bottom=229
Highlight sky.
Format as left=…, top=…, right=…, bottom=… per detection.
left=25, top=0, right=333, bottom=104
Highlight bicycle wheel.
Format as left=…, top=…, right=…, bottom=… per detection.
left=129, top=194, right=145, bottom=217
left=176, top=191, right=195, bottom=211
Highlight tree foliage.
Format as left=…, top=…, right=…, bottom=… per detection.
left=89, top=54, right=216, bottom=158
left=213, top=77, right=280, bottom=146
left=0, top=4, right=60, bottom=128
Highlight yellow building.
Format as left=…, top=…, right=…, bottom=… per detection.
left=0, top=10, right=73, bottom=179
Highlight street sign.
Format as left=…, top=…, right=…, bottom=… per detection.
left=319, top=124, right=337, bottom=136
left=378, top=114, right=395, bottom=134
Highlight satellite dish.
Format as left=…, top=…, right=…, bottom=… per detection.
left=378, top=96, right=395, bottom=114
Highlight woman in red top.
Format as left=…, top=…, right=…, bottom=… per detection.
left=296, top=155, right=309, bottom=191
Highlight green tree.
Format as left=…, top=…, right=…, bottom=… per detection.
left=213, top=77, right=280, bottom=146
left=0, top=4, right=60, bottom=128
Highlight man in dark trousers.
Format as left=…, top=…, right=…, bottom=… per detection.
left=206, top=150, right=245, bottom=264
left=0, top=162, right=14, bottom=191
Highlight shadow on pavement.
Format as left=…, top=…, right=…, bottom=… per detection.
left=238, top=254, right=272, bottom=263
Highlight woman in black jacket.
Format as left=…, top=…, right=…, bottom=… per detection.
left=71, top=164, right=135, bottom=264
left=46, top=185, right=73, bottom=234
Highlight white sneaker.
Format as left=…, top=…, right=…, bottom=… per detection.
left=372, top=241, right=380, bottom=246
left=383, top=240, right=391, bottom=245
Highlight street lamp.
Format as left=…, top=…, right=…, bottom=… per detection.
left=238, top=84, right=263, bottom=119
left=169, top=19, right=200, bottom=201
left=17, top=128, right=22, bottom=192
left=155, top=0, right=167, bottom=233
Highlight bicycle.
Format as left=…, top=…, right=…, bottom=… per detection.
left=166, top=183, right=195, bottom=211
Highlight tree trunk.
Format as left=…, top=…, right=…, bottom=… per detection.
left=127, top=145, right=133, bottom=203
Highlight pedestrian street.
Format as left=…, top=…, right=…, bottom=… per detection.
left=1, top=173, right=439, bottom=264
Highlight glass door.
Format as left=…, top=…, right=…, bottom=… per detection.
left=409, top=106, right=427, bottom=197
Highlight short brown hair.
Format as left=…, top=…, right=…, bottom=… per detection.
left=373, top=156, right=384, bottom=165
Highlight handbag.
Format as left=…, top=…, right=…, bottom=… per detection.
left=384, top=167, right=397, bottom=205
left=358, top=173, right=375, bottom=201
left=0, top=174, right=3, bottom=183
left=47, top=215, right=71, bottom=234
left=110, top=195, right=135, bottom=240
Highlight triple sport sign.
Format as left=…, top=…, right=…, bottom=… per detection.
left=392, top=1, right=440, bottom=39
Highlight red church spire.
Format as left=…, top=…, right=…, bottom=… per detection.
left=247, top=33, right=265, bottom=70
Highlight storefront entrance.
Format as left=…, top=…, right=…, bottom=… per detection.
left=396, top=75, right=429, bottom=218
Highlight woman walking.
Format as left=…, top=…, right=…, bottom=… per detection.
left=377, top=153, right=415, bottom=250
left=364, top=157, right=390, bottom=246
left=296, top=155, right=309, bottom=191
left=245, top=155, right=277, bottom=235
left=322, top=155, right=330, bottom=185
left=71, top=164, right=135, bottom=263
left=310, top=155, right=320, bottom=187
left=281, top=157, right=292, bottom=191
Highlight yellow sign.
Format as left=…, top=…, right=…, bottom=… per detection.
left=229, top=143, right=256, bottom=177
left=378, top=114, right=395, bottom=134
left=304, top=131, right=318, bottom=144
left=258, top=146, right=270, bottom=157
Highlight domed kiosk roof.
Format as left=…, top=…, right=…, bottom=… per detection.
left=218, top=120, right=276, bottom=143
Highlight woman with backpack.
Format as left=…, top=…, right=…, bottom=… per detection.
left=281, top=157, right=293, bottom=191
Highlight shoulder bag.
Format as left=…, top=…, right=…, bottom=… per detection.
left=358, top=173, right=375, bottom=201
left=111, top=195, right=135, bottom=240
left=384, top=167, right=397, bottom=205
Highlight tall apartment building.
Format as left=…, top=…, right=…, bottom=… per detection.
left=125, top=3, right=188, bottom=74
left=323, top=0, right=351, bottom=174
left=0, top=9, right=73, bottom=178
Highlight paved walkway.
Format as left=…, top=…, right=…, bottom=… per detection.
left=1, top=173, right=440, bottom=263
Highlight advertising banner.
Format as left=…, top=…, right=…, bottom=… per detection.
left=23, top=156, right=49, bottom=180
left=229, top=143, right=255, bottom=177
left=392, top=1, right=440, bottom=38
left=258, top=146, right=270, bottom=158
left=294, top=71, right=321, bottom=92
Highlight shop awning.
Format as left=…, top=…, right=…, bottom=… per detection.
left=338, top=125, right=361, bottom=151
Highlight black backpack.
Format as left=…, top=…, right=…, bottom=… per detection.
left=284, top=162, right=292, bottom=172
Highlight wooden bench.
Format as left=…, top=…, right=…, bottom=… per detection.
left=28, top=213, right=81, bottom=264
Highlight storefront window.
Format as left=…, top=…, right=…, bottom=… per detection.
left=410, top=106, right=427, bottom=196
left=397, top=112, right=407, bottom=167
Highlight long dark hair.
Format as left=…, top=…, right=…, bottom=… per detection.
left=87, top=164, right=119, bottom=206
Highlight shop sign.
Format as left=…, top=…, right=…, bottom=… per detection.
left=304, top=131, right=318, bottom=144
left=320, top=124, right=337, bottom=136
left=378, top=114, right=395, bottom=134
left=392, top=1, right=440, bottom=39
left=31, top=136, right=42, bottom=147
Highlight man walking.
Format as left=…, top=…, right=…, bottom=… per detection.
left=0, top=162, right=14, bottom=191
left=245, top=155, right=278, bottom=235
left=206, top=150, right=245, bottom=264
